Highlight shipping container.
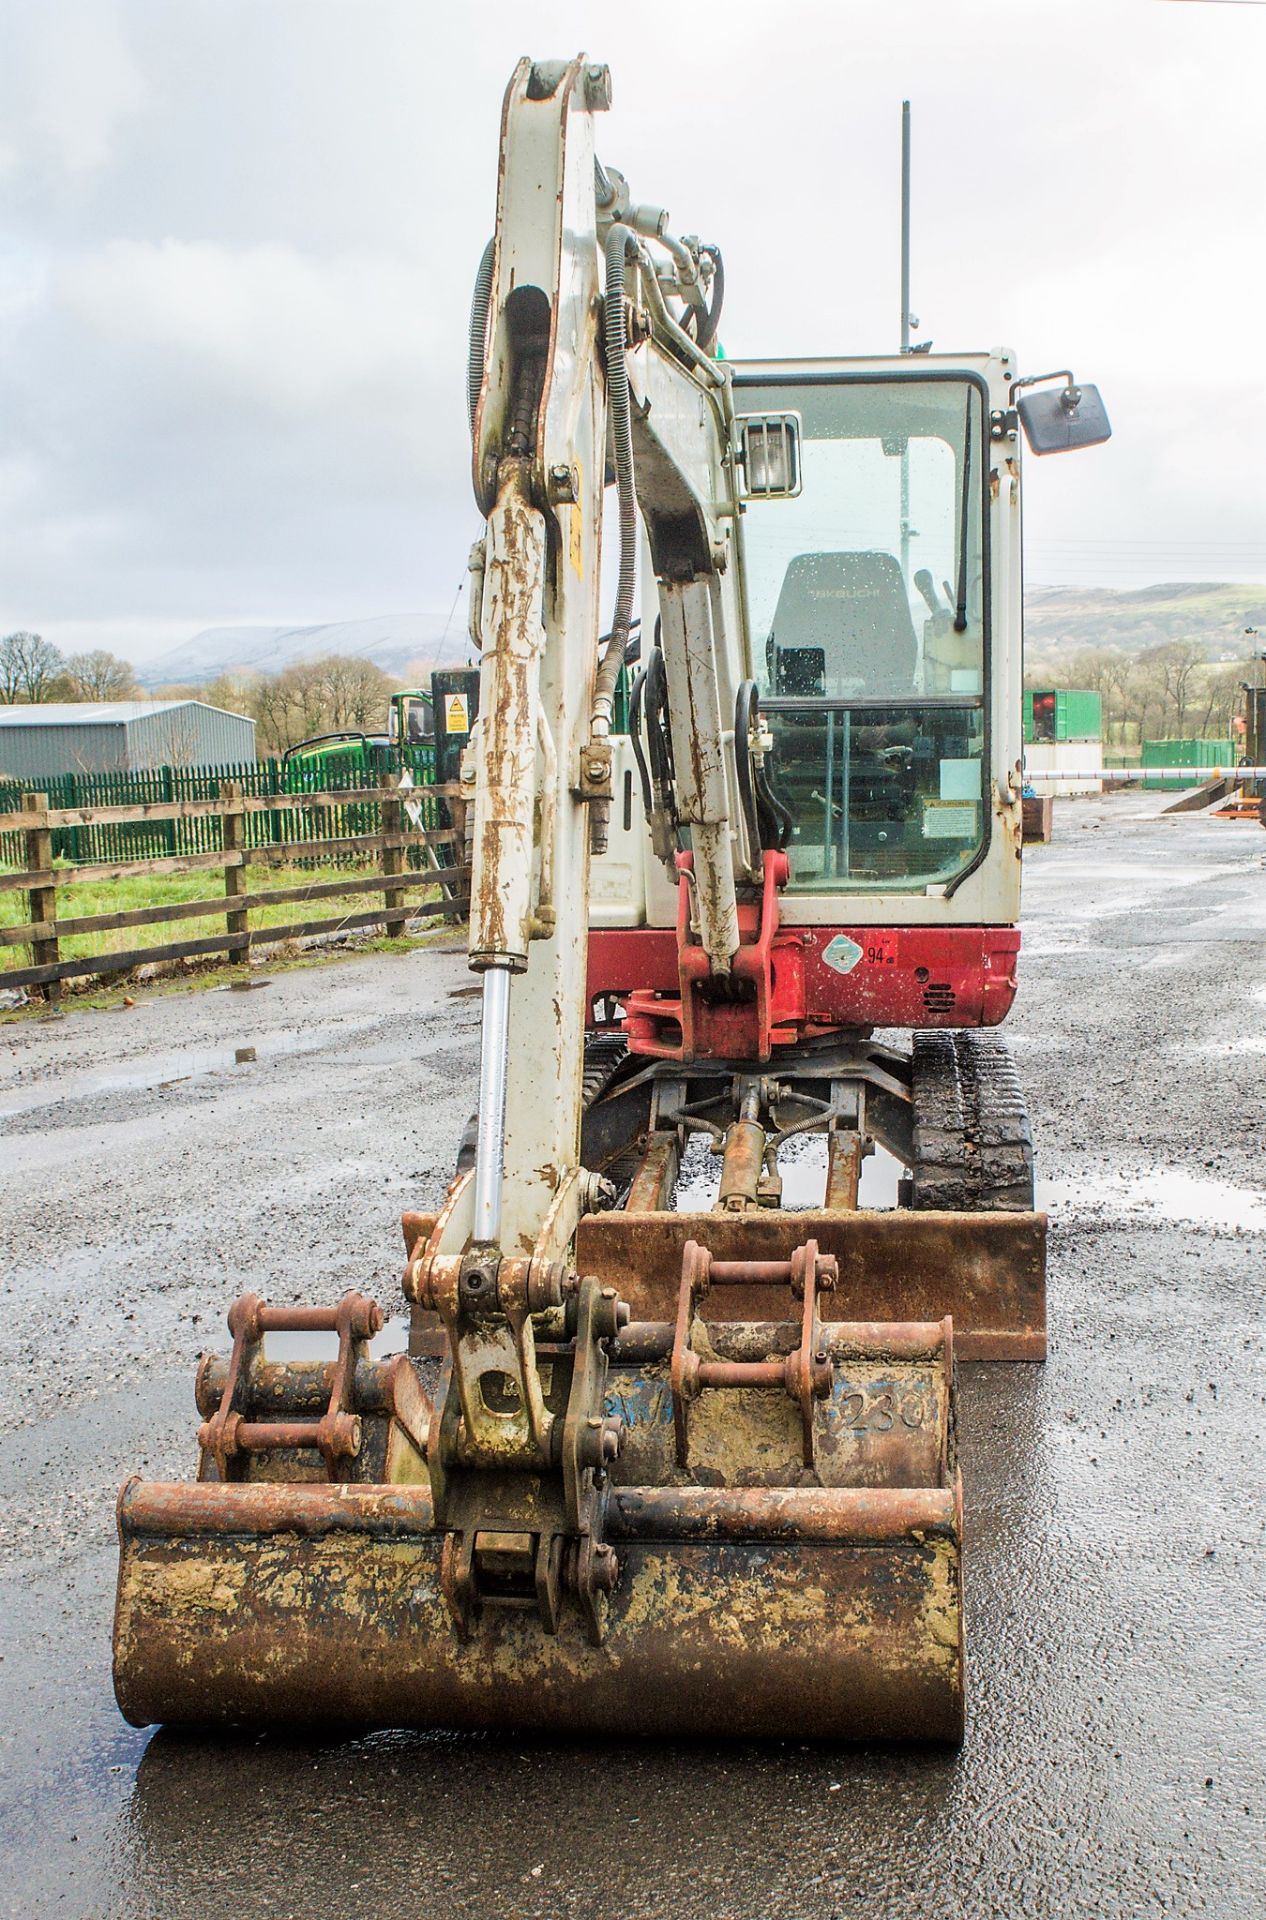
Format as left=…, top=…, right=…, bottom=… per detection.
left=1023, top=689, right=1102, bottom=744
left=1141, top=739, right=1235, bottom=792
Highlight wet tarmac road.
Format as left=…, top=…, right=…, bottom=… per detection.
left=1, top=795, right=1263, bottom=1919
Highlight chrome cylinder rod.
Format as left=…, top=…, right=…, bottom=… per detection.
left=472, top=965, right=512, bottom=1245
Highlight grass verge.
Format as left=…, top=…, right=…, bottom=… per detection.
left=0, top=860, right=461, bottom=1015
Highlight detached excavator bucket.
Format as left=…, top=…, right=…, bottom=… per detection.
left=113, top=1243, right=966, bottom=1743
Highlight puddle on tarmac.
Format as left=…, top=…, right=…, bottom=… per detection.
left=673, top=1131, right=903, bottom=1211
left=1038, top=1166, right=1266, bottom=1232
left=0, top=1025, right=367, bottom=1121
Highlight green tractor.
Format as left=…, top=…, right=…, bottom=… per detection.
left=280, top=674, right=482, bottom=904
left=283, top=689, right=418, bottom=787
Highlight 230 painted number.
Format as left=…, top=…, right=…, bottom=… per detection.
left=841, top=1388, right=930, bottom=1432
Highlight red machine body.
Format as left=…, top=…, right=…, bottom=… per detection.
left=588, top=854, right=1019, bottom=1063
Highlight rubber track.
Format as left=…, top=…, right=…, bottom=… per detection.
left=910, top=1031, right=1035, bottom=1211
left=581, top=1033, right=628, bottom=1111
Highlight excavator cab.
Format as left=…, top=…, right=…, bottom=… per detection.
left=746, top=367, right=989, bottom=891
left=113, top=55, right=1106, bottom=1746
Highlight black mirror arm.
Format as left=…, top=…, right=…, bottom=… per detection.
left=1008, top=370, right=1075, bottom=403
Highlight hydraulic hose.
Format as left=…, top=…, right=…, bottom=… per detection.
left=641, top=639, right=680, bottom=868
left=697, top=245, right=725, bottom=353
left=734, top=679, right=792, bottom=855
left=756, top=758, right=794, bottom=850
left=628, top=668, right=652, bottom=814
left=734, top=680, right=763, bottom=861
left=467, top=239, right=495, bottom=438
left=592, top=223, right=642, bottom=733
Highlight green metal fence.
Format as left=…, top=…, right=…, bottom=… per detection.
left=0, top=750, right=438, bottom=868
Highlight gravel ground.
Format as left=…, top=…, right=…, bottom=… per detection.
left=0, top=795, right=1263, bottom=1919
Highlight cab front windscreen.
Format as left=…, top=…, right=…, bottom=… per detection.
left=735, top=373, right=988, bottom=893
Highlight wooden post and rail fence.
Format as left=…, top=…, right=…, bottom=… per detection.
left=0, top=777, right=470, bottom=1002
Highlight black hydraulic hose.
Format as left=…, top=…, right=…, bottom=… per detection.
left=679, top=279, right=709, bottom=341
left=697, top=244, right=724, bottom=353
left=756, top=761, right=794, bottom=849
left=735, top=678, right=793, bottom=852
left=628, top=668, right=653, bottom=814
left=644, top=641, right=678, bottom=826
left=592, top=224, right=641, bottom=723
left=734, top=681, right=763, bottom=857
left=644, top=642, right=675, bottom=783
left=467, top=239, right=495, bottom=438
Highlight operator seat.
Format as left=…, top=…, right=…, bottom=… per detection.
left=769, top=551, right=918, bottom=699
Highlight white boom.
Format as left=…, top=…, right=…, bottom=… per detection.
left=465, top=55, right=755, bottom=1257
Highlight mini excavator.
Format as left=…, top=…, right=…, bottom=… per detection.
left=113, top=56, right=1109, bottom=1743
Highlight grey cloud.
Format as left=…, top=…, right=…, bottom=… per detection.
left=1, top=0, right=1264, bottom=660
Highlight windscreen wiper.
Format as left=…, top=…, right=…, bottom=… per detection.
left=953, top=391, right=972, bottom=634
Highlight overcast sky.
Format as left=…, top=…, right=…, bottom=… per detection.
left=1, top=0, right=1264, bottom=664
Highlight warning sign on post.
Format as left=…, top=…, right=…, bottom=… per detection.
left=444, top=693, right=470, bottom=734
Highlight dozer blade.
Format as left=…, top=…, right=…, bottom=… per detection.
left=578, top=1207, right=1047, bottom=1360
left=112, top=1270, right=965, bottom=1743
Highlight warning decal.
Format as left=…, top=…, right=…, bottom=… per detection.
left=821, top=935, right=864, bottom=976
left=444, top=692, right=470, bottom=734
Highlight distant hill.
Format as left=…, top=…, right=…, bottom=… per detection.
left=1025, top=583, right=1266, bottom=663
left=134, top=583, right=1266, bottom=689
left=136, top=615, right=476, bottom=690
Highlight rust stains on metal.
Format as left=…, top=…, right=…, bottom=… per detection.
left=468, top=459, right=547, bottom=969
left=624, top=1131, right=679, bottom=1212
left=113, top=1478, right=962, bottom=1741
left=576, top=1207, right=1047, bottom=1360
left=716, top=1117, right=766, bottom=1211
left=825, top=1131, right=862, bottom=1210
left=400, top=1211, right=437, bottom=1258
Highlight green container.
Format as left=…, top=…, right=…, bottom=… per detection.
left=1024, top=689, right=1102, bottom=744
left=1141, top=738, right=1235, bottom=791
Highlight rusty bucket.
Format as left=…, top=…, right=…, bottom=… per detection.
left=113, top=1273, right=964, bottom=1743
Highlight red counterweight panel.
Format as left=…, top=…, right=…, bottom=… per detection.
left=587, top=925, right=1020, bottom=1035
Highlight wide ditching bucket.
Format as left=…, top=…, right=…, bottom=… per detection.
left=114, top=1231, right=969, bottom=1743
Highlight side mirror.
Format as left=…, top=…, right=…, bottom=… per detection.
left=1015, top=378, right=1111, bottom=456
left=736, top=412, right=802, bottom=498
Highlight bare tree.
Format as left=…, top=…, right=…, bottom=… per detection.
left=236, top=654, right=396, bottom=752
left=1142, top=639, right=1209, bottom=739
left=0, top=633, right=26, bottom=703
left=0, top=630, right=66, bottom=703
left=315, top=654, right=395, bottom=732
left=149, top=656, right=398, bottom=755
left=65, top=649, right=139, bottom=701
left=1196, top=658, right=1256, bottom=742
left=1130, top=650, right=1174, bottom=743
left=158, top=707, right=202, bottom=769
left=1103, top=654, right=1142, bottom=746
